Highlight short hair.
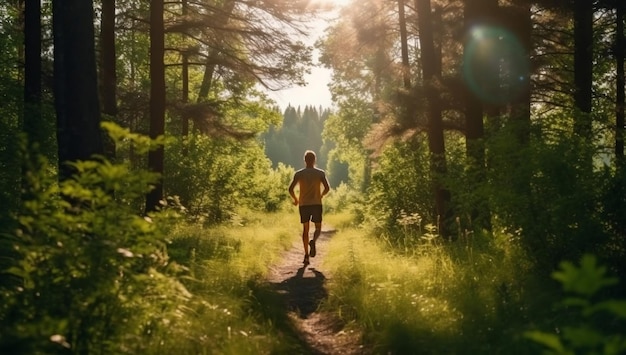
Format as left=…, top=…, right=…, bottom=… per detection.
left=304, top=150, right=316, bottom=163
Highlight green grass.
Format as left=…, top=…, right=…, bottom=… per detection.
left=149, top=209, right=307, bottom=354
left=124, top=208, right=563, bottom=354
left=320, top=222, right=552, bottom=354
left=324, top=209, right=358, bottom=229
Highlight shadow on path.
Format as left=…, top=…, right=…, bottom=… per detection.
left=270, top=266, right=327, bottom=318
left=249, top=229, right=365, bottom=354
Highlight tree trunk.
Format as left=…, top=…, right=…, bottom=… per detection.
left=573, top=0, right=593, bottom=140
left=616, top=1, right=625, bottom=168
left=462, top=0, right=496, bottom=231
left=181, top=0, right=189, bottom=137
left=145, top=0, right=166, bottom=213
left=398, top=0, right=410, bottom=90
left=397, top=0, right=414, bottom=129
left=24, top=0, right=41, bottom=134
left=505, top=1, right=536, bottom=242
left=416, top=0, right=450, bottom=235
left=508, top=3, right=532, bottom=143
left=53, top=0, right=103, bottom=181
left=197, top=0, right=236, bottom=103
left=17, top=0, right=25, bottom=80
left=182, top=52, right=189, bottom=136
left=100, top=0, right=117, bottom=159
left=22, top=0, right=42, bottom=199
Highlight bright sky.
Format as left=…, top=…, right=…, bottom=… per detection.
left=264, top=0, right=350, bottom=111
left=266, top=54, right=334, bottom=111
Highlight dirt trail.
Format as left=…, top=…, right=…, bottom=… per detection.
left=265, top=227, right=366, bottom=355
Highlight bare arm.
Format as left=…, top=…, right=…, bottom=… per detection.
left=321, top=174, right=330, bottom=198
left=288, top=176, right=298, bottom=206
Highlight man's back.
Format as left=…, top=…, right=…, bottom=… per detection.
left=294, top=167, right=326, bottom=206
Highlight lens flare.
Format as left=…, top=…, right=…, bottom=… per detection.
left=463, top=25, right=529, bottom=105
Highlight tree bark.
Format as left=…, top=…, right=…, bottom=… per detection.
left=398, top=0, right=411, bottom=90
left=181, top=0, right=189, bottom=137
left=508, top=3, right=532, bottom=143
left=506, top=1, right=535, bottom=241
left=196, top=0, right=236, bottom=103
left=462, top=0, right=496, bottom=231
left=22, top=0, right=42, bottom=199
left=616, top=1, right=625, bottom=167
left=53, top=0, right=103, bottom=181
left=100, top=0, right=117, bottom=159
left=573, top=0, right=593, bottom=140
left=23, top=0, right=42, bottom=145
left=24, top=0, right=41, bottom=122
left=416, top=0, right=450, bottom=235
left=145, top=0, right=166, bottom=213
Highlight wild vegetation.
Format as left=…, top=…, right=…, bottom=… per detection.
left=1, top=0, right=626, bottom=353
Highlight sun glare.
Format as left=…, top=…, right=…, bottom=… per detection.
left=311, top=0, right=352, bottom=10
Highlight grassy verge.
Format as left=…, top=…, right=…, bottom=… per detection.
left=153, top=209, right=306, bottom=354
left=320, top=219, right=553, bottom=354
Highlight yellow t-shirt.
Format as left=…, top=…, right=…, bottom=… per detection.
left=294, top=167, right=327, bottom=206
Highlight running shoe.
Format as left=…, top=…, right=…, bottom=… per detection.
left=309, top=239, right=316, bottom=257
left=303, top=254, right=310, bottom=265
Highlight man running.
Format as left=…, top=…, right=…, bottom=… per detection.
left=288, top=150, right=331, bottom=265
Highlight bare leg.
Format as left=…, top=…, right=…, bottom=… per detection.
left=302, top=221, right=310, bottom=256
left=308, top=222, right=322, bottom=258
left=313, top=222, right=322, bottom=241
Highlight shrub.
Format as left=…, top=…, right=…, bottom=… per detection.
left=367, top=138, right=433, bottom=234
left=165, top=135, right=290, bottom=223
left=0, top=141, right=189, bottom=354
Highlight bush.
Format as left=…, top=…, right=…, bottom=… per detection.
left=367, top=138, right=433, bottom=234
left=165, top=135, right=292, bottom=223
left=0, top=154, right=189, bottom=353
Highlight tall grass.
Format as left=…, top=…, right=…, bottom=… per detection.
left=321, top=222, right=552, bottom=354
left=157, top=209, right=307, bottom=354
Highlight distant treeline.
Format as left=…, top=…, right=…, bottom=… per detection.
left=262, top=104, right=349, bottom=187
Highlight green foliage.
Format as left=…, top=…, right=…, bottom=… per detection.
left=321, top=99, right=373, bottom=189
left=322, top=223, right=538, bottom=354
left=102, top=121, right=167, bottom=156
left=263, top=162, right=296, bottom=212
left=502, top=125, right=608, bottom=265
left=1, top=138, right=189, bottom=354
left=553, top=255, right=618, bottom=297
left=262, top=105, right=330, bottom=169
left=165, top=134, right=291, bottom=223
left=324, top=182, right=362, bottom=214
left=161, top=210, right=306, bottom=354
left=367, top=137, right=433, bottom=234
left=0, top=17, right=23, bottom=227
left=440, top=112, right=623, bottom=269
left=525, top=255, right=626, bottom=355
left=0, top=98, right=21, bottom=227
left=325, top=150, right=350, bottom=187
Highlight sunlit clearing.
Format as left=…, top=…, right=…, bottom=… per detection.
left=463, top=25, right=529, bottom=105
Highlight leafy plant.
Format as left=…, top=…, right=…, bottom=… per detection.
left=525, top=254, right=626, bottom=355
left=367, top=138, right=433, bottom=234
left=165, top=134, right=289, bottom=223
left=0, top=126, right=190, bottom=354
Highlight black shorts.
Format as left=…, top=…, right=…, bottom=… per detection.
left=299, top=205, right=323, bottom=224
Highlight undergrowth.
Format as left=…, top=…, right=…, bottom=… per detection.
left=1, top=157, right=308, bottom=354
left=160, top=209, right=307, bottom=354
left=321, top=223, right=555, bottom=354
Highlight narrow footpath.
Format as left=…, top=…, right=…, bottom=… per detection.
left=265, top=227, right=367, bottom=355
